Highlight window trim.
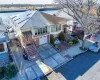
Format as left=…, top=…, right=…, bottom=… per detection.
left=51, top=24, right=61, bottom=32
left=35, top=27, right=48, bottom=35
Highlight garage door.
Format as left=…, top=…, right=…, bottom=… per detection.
left=39, top=36, right=48, bottom=45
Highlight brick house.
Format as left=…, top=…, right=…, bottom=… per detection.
left=10, top=10, right=67, bottom=47
left=9, top=10, right=67, bottom=61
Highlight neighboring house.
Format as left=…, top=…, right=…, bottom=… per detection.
left=0, top=18, right=9, bottom=67
left=10, top=10, right=67, bottom=47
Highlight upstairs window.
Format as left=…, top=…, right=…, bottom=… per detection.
left=51, top=24, right=61, bottom=32
left=35, top=27, right=48, bottom=35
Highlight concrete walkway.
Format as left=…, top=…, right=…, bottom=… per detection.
left=60, top=40, right=84, bottom=57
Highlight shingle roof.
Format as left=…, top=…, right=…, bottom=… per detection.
left=40, top=12, right=67, bottom=24
left=10, top=10, right=67, bottom=29
left=10, top=10, right=36, bottom=29
left=0, top=18, right=7, bottom=32
left=22, top=11, right=50, bottom=28
left=0, top=25, right=6, bottom=32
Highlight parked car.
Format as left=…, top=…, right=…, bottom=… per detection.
left=89, top=42, right=100, bottom=52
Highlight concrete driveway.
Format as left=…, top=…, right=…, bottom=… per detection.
left=12, top=43, right=69, bottom=80
left=37, top=44, right=58, bottom=59
left=55, top=51, right=100, bottom=80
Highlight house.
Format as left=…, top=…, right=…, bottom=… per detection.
left=9, top=10, right=67, bottom=61
left=0, top=18, right=9, bottom=67
left=10, top=10, right=67, bottom=47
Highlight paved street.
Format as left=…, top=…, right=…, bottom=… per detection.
left=55, top=51, right=100, bottom=80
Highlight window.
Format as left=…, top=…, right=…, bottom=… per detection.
left=35, top=29, right=38, bottom=35
left=38, top=28, right=41, bottom=35
left=43, top=28, right=45, bottom=33
left=0, top=44, right=4, bottom=52
left=35, top=27, right=48, bottom=35
left=51, top=24, right=61, bottom=32
left=45, top=27, right=47, bottom=33
left=58, top=24, right=61, bottom=31
left=40, top=28, right=42, bottom=34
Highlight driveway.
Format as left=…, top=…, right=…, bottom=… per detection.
left=37, top=44, right=58, bottom=59
left=11, top=43, right=69, bottom=80
left=55, top=51, right=100, bottom=80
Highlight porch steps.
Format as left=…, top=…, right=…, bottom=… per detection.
left=22, top=31, right=41, bottom=61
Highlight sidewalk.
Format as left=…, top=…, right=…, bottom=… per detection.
left=60, top=40, right=84, bottom=57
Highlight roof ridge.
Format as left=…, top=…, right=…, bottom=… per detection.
left=21, top=10, right=37, bottom=28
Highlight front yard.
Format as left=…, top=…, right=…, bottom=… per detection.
left=50, top=32, right=79, bottom=52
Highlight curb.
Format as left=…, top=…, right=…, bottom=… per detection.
left=73, top=49, right=88, bottom=58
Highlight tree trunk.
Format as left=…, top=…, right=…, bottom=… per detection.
left=81, top=39, right=85, bottom=48
left=80, top=34, right=87, bottom=49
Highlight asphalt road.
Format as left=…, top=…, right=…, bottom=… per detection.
left=55, top=51, right=100, bottom=80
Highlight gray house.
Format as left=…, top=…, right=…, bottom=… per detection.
left=0, top=18, right=9, bottom=67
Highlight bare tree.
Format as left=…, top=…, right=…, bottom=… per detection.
left=55, top=0, right=99, bottom=49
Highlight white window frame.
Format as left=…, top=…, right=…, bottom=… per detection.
left=35, top=27, right=48, bottom=35
left=51, top=24, right=61, bottom=32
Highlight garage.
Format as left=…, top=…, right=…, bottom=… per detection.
left=39, top=35, right=48, bottom=45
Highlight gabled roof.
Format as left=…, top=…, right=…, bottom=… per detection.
left=40, top=12, right=67, bottom=24
left=10, top=10, right=36, bottom=29
left=10, top=10, right=67, bottom=29
left=22, top=11, right=50, bottom=28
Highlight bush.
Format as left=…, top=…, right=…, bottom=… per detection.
left=58, top=32, right=65, bottom=41
left=72, top=39, right=79, bottom=44
left=0, top=67, right=6, bottom=79
left=50, top=35, right=55, bottom=46
left=68, top=39, right=79, bottom=46
left=5, top=64, right=18, bottom=79
left=68, top=41, right=74, bottom=46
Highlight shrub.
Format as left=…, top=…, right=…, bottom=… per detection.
left=0, top=67, right=6, bottom=79
left=68, top=39, right=79, bottom=46
left=5, top=64, right=18, bottom=79
left=72, top=39, right=79, bottom=44
left=68, top=41, right=74, bottom=46
left=58, top=32, right=65, bottom=41
left=50, top=35, right=55, bottom=46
